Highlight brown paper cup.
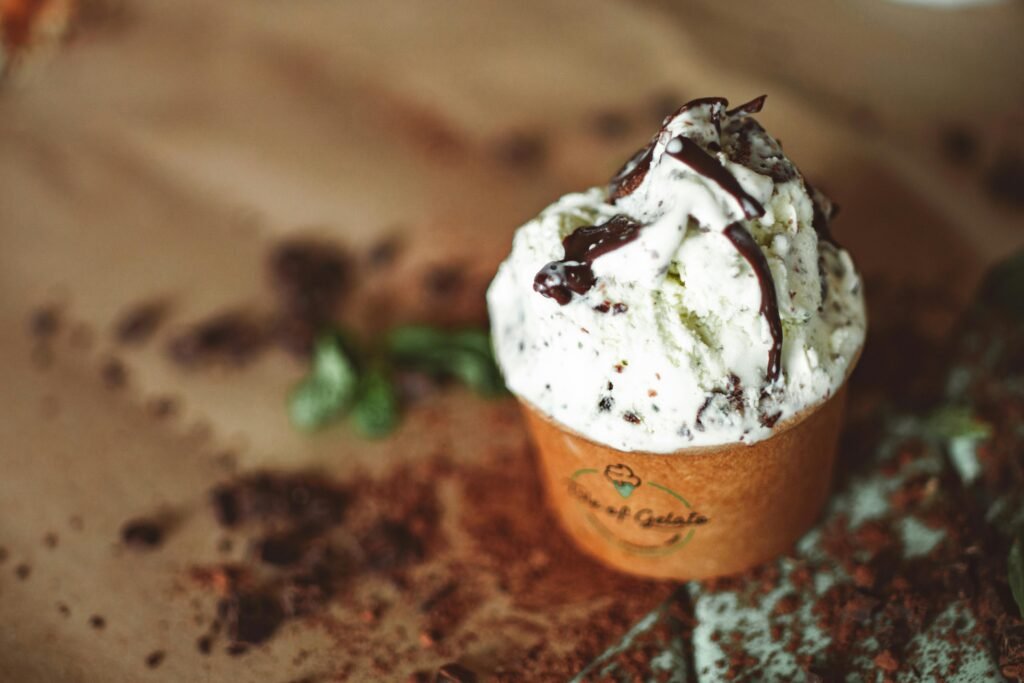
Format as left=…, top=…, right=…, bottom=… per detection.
left=520, top=389, right=848, bottom=580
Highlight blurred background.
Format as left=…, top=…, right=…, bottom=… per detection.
left=0, top=0, right=1022, bottom=680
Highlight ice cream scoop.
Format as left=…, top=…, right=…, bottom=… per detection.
left=488, top=95, right=865, bottom=453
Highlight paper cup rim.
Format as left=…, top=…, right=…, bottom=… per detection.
left=516, top=348, right=861, bottom=458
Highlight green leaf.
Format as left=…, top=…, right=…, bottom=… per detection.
left=387, top=325, right=506, bottom=396
left=923, top=406, right=991, bottom=441
left=1009, top=536, right=1024, bottom=618
left=288, top=332, right=360, bottom=431
left=350, top=366, right=399, bottom=438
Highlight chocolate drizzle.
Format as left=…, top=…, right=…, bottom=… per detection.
left=533, top=215, right=643, bottom=305
left=666, top=136, right=765, bottom=219
left=723, top=223, right=783, bottom=383
left=609, top=143, right=654, bottom=201
left=726, top=95, right=766, bottom=118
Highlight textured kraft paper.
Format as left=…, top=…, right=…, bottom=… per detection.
left=521, top=389, right=848, bottom=580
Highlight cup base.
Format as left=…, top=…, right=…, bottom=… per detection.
left=520, top=390, right=847, bottom=581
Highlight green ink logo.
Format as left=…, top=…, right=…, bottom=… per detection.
left=605, top=464, right=640, bottom=498
left=567, top=464, right=709, bottom=556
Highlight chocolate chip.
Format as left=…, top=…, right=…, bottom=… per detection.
left=144, top=651, right=165, bottom=668
left=89, top=615, right=106, bottom=630
left=15, top=564, right=31, bottom=580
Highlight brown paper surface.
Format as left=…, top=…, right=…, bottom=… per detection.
left=1, top=0, right=1021, bottom=680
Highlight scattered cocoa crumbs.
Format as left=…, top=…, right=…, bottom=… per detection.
left=144, top=650, right=165, bottom=668
left=269, top=238, right=351, bottom=355
left=100, top=357, right=127, bottom=389
left=89, top=615, right=106, bottom=630
left=42, top=532, right=58, bottom=549
left=121, top=519, right=165, bottom=549
left=114, top=299, right=169, bottom=345
left=57, top=603, right=70, bottom=617
left=167, top=311, right=268, bottom=369
left=147, top=395, right=179, bottom=420
left=29, top=306, right=60, bottom=339
left=491, top=131, right=547, bottom=170
left=15, top=563, right=30, bottom=580
left=435, top=662, right=477, bottom=683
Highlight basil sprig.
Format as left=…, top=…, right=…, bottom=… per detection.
left=287, top=325, right=505, bottom=437
left=386, top=326, right=506, bottom=396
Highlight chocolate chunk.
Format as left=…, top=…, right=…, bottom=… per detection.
left=598, top=396, right=614, bottom=412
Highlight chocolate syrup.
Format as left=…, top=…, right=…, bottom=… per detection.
left=723, top=223, right=783, bottom=382
left=726, top=95, right=766, bottom=118
left=609, top=143, right=654, bottom=201
left=666, top=136, right=765, bottom=219
left=533, top=215, right=643, bottom=305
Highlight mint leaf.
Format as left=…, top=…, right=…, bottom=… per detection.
left=288, top=332, right=359, bottom=430
left=350, top=366, right=399, bottom=437
left=923, top=406, right=991, bottom=441
left=1010, top=536, right=1024, bottom=618
left=387, top=325, right=506, bottom=396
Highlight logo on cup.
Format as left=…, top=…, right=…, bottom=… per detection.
left=567, top=463, right=708, bottom=556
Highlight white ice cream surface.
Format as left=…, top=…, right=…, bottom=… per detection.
left=487, top=97, right=866, bottom=452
